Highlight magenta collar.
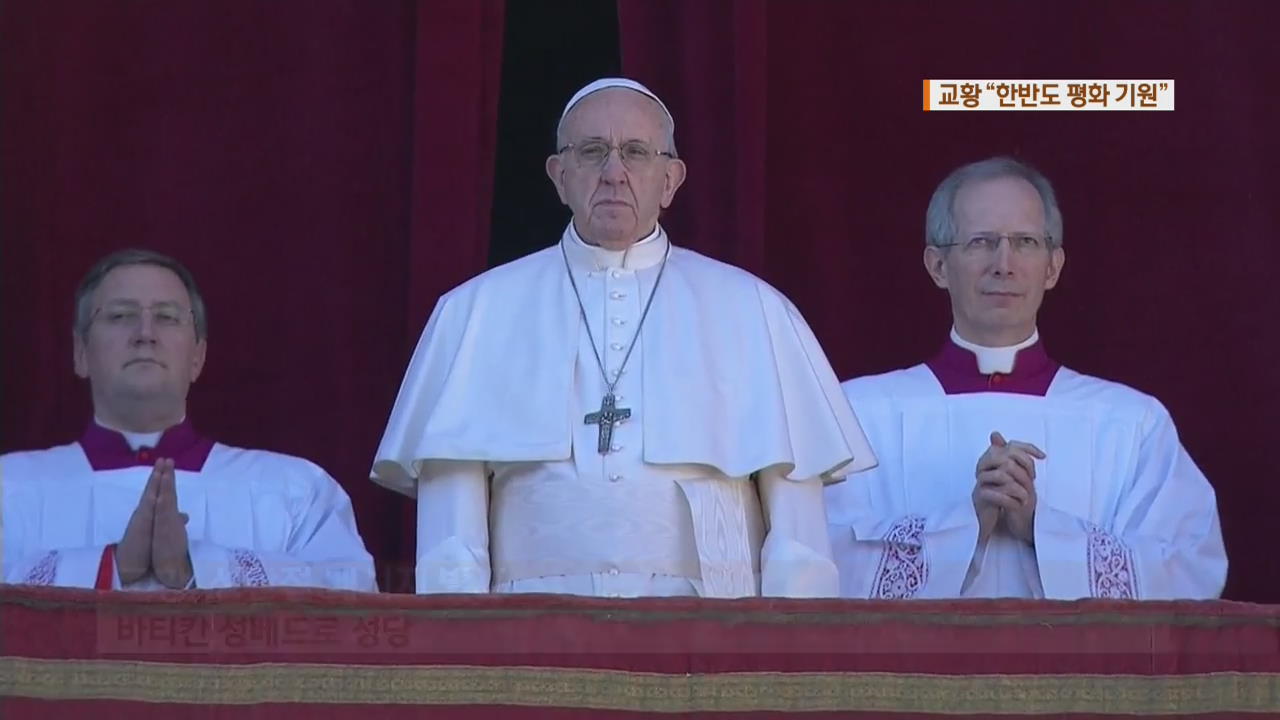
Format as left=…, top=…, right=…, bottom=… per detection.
left=78, top=417, right=215, bottom=471
left=925, top=338, right=1060, bottom=396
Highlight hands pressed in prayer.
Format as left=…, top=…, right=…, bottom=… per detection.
left=151, top=458, right=193, bottom=588
left=116, top=458, right=192, bottom=588
left=972, top=432, right=1045, bottom=545
left=116, top=461, right=163, bottom=583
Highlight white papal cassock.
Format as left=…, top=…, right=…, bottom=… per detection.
left=372, top=224, right=876, bottom=597
left=1, top=420, right=377, bottom=591
left=826, top=331, right=1227, bottom=600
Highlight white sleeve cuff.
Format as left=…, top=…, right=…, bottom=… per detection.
left=188, top=540, right=237, bottom=589
left=52, top=546, right=109, bottom=588
left=760, top=535, right=839, bottom=597
left=416, top=535, right=491, bottom=593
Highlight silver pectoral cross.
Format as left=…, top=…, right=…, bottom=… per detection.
left=583, top=392, right=631, bottom=454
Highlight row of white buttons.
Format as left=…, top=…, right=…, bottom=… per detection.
left=602, top=263, right=632, bottom=485
left=586, top=270, right=628, bottom=280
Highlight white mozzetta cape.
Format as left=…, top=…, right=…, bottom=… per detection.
left=372, top=228, right=875, bottom=492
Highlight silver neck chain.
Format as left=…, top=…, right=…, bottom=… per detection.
left=560, top=239, right=671, bottom=396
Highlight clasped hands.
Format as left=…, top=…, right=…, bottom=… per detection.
left=116, top=458, right=194, bottom=589
left=972, top=431, right=1045, bottom=545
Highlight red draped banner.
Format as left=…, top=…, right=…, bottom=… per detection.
left=2, top=586, right=1278, bottom=717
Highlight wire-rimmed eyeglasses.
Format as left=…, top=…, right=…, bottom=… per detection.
left=936, top=232, right=1056, bottom=256
left=557, top=140, right=677, bottom=170
left=89, top=301, right=194, bottom=331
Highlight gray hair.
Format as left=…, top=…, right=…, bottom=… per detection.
left=74, top=248, right=208, bottom=341
left=555, top=90, right=679, bottom=158
left=925, top=156, right=1063, bottom=248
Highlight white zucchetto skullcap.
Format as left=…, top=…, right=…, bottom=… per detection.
left=557, top=77, right=675, bottom=138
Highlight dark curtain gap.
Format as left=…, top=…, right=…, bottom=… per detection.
left=488, top=0, right=620, bottom=268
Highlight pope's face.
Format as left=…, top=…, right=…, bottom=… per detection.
left=73, top=264, right=206, bottom=417
left=546, top=88, right=686, bottom=250
left=924, top=176, right=1065, bottom=346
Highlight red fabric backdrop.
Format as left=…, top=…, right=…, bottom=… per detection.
left=0, top=0, right=505, bottom=592
left=617, top=0, right=1280, bottom=601
left=3, top=1, right=1277, bottom=604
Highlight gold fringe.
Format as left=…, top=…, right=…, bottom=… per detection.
left=2, top=657, right=1278, bottom=714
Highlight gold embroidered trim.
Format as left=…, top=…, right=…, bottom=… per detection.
left=2, top=657, right=1278, bottom=714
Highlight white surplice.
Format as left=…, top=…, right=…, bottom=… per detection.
left=1, top=421, right=377, bottom=591
left=825, top=335, right=1227, bottom=600
left=372, top=224, right=876, bottom=598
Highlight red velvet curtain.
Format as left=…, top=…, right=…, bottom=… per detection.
left=618, top=0, right=1280, bottom=601
left=0, top=0, right=505, bottom=592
